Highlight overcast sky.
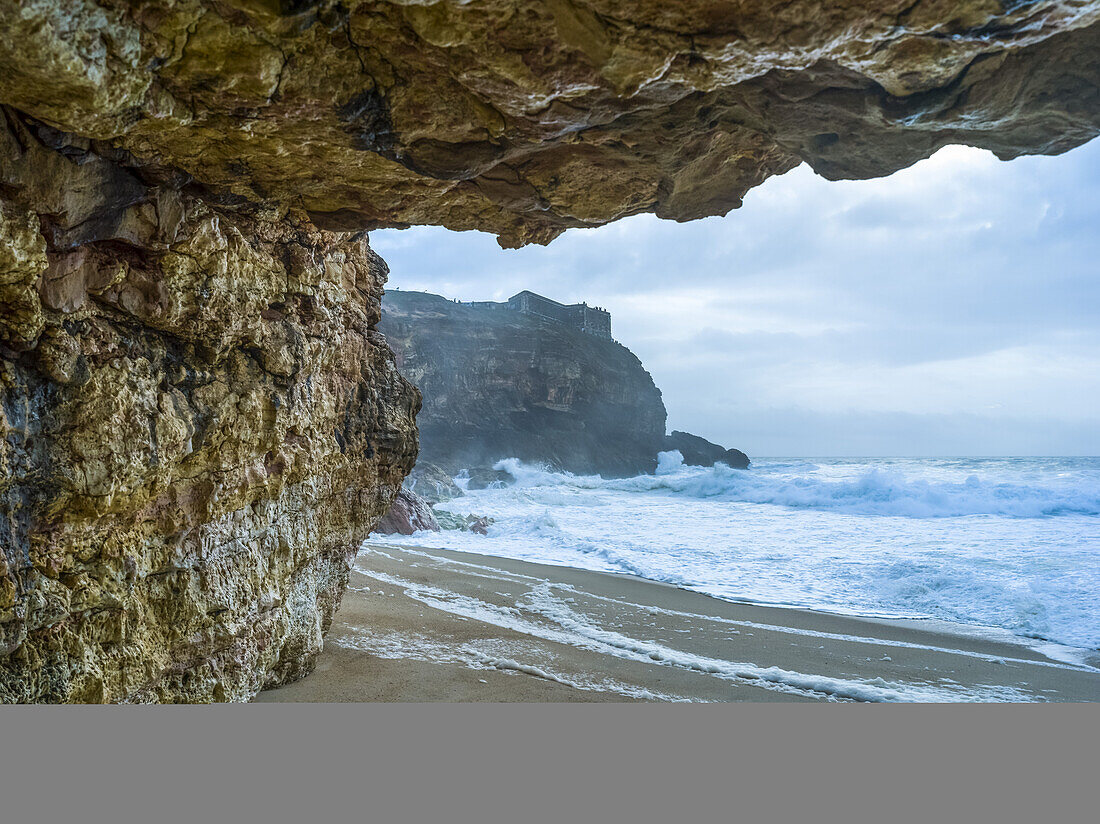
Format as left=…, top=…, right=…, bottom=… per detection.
left=371, top=139, right=1100, bottom=457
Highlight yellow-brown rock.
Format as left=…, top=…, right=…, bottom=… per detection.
left=2, top=1, right=1098, bottom=247
left=0, top=112, right=419, bottom=702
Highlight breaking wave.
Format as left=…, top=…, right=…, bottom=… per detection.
left=370, top=455, right=1100, bottom=651
left=492, top=453, right=1100, bottom=518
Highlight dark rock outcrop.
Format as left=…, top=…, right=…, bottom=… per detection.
left=381, top=290, right=667, bottom=477
left=463, top=468, right=517, bottom=490
left=435, top=511, right=494, bottom=536
left=373, top=489, right=440, bottom=536
left=664, top=431, right=750, bottom=470
left=404, top=462, right=464, bottom=505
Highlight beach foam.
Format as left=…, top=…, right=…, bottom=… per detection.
left=367, top=456, right=1100, bottom=652
left=355, top=554, right=1048, bottom=702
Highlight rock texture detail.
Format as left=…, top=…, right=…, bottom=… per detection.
left=381, top=290, right=666, bottom=477
left=1, top=1, right=1098, bottom=247
left=0, top=112, right=419, bottom=703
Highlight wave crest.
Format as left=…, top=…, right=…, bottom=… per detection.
left=492, top=454, right=1100, bottom=518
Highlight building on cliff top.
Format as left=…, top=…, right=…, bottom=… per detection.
left=505, top=291, right=612, bottom=339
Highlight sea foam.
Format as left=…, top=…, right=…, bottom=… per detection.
left=494, top=452, right=1100, bottom=518
left=369, top=456, right=1100, bottom=651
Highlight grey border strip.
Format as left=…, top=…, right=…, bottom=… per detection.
left=1, top=705, right=1097, bottom=824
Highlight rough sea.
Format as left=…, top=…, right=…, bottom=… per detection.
left=366, top=454, right=1100, bottom=661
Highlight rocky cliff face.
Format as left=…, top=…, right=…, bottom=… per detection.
left=0, top=111, right=419, bottom=703
left=2, top=1, right=1098, bottom=701
left=381, top=290, right=666, bottom=477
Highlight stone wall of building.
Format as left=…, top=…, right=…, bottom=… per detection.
left=507, top=292, right=611, bottom=339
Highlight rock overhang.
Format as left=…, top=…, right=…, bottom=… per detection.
left=0, top=0, right=1097, bottom=248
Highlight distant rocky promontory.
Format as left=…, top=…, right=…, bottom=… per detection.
left=378, top=290, right=750, bottom=493
left=381, top=289, right=666, bottom=479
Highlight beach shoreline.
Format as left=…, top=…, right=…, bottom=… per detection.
left=256, top=545, right=1100, bottom=703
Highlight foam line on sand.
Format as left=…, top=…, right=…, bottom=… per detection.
left=257, top=545, right=1100, bottom=703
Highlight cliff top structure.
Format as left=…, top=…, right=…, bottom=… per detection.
left=507, top=291, right=612, bottom=339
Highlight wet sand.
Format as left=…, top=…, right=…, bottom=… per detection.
left=257, top=545, right=1100, bottom=703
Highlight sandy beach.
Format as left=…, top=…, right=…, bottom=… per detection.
left=257, top=545, right=1100, bottom=703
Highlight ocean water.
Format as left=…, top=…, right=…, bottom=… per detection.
left=368, top=454, right=1100, bottom=656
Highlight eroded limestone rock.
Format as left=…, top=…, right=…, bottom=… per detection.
left=0, top=112, right=419, bottom=702
left=2, top=1, right=1098, bottom=247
